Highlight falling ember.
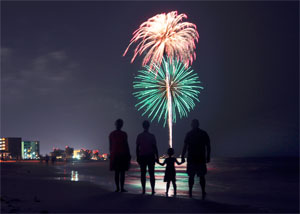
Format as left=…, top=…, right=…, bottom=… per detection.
left=123, top=11, right=199, bottom=71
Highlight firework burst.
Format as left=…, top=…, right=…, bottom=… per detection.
left=123, top=11, right=199, bottom=70
left=133, top=57, right=203, bottom=146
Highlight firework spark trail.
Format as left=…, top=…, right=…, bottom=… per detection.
left=123, top=11, right=199, bottom=72
left=133, top=57, right=203, bottom=147
left=165, top=67, right=173, bottom=147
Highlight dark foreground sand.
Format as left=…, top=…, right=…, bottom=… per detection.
left=1, top=158, right=299, bottom=213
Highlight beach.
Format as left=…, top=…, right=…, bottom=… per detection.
left=1, top=157, right=299, bottom=213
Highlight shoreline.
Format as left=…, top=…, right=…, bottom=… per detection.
left=1, top=158, right=299, bottom=213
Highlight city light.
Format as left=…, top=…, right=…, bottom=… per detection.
left=22, top=141, right=40, bottom=159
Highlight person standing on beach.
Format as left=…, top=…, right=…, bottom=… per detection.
left=181, top=119, right=211, bottom=199
left=136, top=120, right=159, bottom=195
left=158, top=148, right=184, bottom=197
left=45, top=154, right=49, bottom=164
left=109, top=119, right=131, bottom=192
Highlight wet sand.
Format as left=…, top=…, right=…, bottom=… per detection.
left=1, top=158, right=299, bottom=213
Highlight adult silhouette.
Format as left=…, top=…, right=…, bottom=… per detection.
left=45, top=154, right=49, bottom=164
left=181, top=119, right=211, bottom=199
left=136, top=120, right=159, bottom=194
left=109, top=119, right=131, bottom=192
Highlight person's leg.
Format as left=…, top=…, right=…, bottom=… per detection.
left=188, top=173, right=195, bottom=197
left=148, top=162, right=155, bottom=194
left=114, top=170, right=120, bottom=192
left=166, top=181, right=170, bottom=196
left=172, top=179, right=177, bottom=196
left=120, top=170, right=127, bottom=192
left=200, top=175, right=206, bottom=199
left=140, top=163, right=147, bottom=194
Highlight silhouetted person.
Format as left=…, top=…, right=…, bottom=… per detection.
left=51, top=155, right=56, bottom=164
left=158, top=148, right=183, bottom=197
left=181, top=119, right=211, bottom=199
left=136, top=120, right=158, bottom=195
left=45, top=154, right=49, bottom=164
left=109, top=119, right=131, bottom=192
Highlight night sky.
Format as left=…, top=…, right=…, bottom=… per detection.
left=1, top=1, right=299, bottom=157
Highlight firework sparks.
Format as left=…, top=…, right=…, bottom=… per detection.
left=133, top=57, right=203, bottom=147
left=123, top=11, right=199, bottom=70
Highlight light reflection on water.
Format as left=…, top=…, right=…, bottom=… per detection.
left=54, top=160, right=202, bottom=198
left=49, top=157, right=299, bottom=212
left=53, top=170, right=79, bottom=182
left=125, top=161, right=197, bottom=197
left=71, top=170, right=79, bottom=181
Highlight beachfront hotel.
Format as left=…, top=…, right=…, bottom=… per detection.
left=0, top=138, right=41, bottom=160
left=21, top=141, right=40, bottom=159
left=0, top=137, right=22, bottom=159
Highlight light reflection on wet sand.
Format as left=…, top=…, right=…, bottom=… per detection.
left=71, top=170, right=79, bottom=181
left=54, top=159, right=202, bottom=198
left=125, top=161, right=198, bottom=197
left=47, top=157, right=300, bottom=212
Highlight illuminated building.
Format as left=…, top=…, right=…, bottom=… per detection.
left=91, top=150, right=100, bottom=160
left=72, top=149, right=95, bottom=160
left=0, top=137, right=22, bottom=159
left=0, top=138, right=8, bottom=158
left=102, top=153, right=109, bottom=160
left=50, top=148, right=65, bottom=159
left=73, top=149, right=81, bottom=159
left=80, top=149, right=92, bottom=160
left=21, top=141, right=40, bottom=159
left=65, top=146, right=74, bottom=159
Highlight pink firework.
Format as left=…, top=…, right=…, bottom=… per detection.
left=123, top=11, right=199, bottom=69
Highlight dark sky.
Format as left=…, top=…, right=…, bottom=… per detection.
left=1, top=1, right=299, bottom=157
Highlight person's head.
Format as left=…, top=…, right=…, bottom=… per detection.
left=142, top=120, right=150, bottom=131
left=191, top=119, right=199, bottom=129
left=115, top=119, right=123, bottom=130
left=167, top=148, right=175, bottom=157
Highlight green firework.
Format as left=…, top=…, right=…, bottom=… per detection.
left=133, top=57, right=204, bottom=126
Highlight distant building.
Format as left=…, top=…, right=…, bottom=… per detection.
left=65, top=146, right=74, bottom=159
left=0, top=138, right=9, bottom=159
left=50, top=148, right=65, bottom=159
left=0, top=137, right=22, bottom=159
left=73, top=149, right=81, bottom=159
left=72, top=149, right=93, bottom=160
left=21, top=141, right=40, bottom=159
left=81, top=149, right=92, bottom=160
left=102, top=153, right=109, bottom=160
left=91, top=150, right=100, bottom=160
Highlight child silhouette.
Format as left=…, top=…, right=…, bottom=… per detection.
left=158, top=148, right=183, bottom=196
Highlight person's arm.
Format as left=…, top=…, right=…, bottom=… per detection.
left=181, top=134, right=188, bottom=163
left=125, top=133, right=131, bottom=157
left=109, top=134, right=112, bottom=154
left=153, top=135, right=159, bottom=162
left=206, top=133, right=211, bottom=163
left=136, top=135, right=140, bottom=163
left=158, top=159, right=166, bottom=166
left=175, top=158, right=183, bottom=165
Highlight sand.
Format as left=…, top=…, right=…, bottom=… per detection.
left=1, top=158, right=299, bottom=213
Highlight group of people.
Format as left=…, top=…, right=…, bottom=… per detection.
left=109, top=118, right=211, bottom=199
